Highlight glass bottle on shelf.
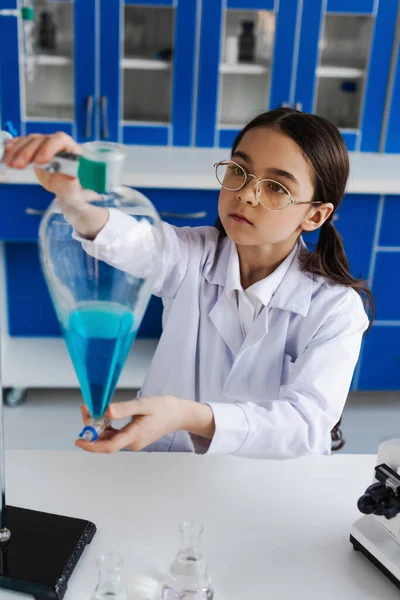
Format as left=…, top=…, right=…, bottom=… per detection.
left=38, top=10, right=57, bottom=51
left=239, top=20, right=255, bottom=63
left=21, top=4, right=36, bottom=82
left=338, top=80, right=358, bottom=128
left=161, top=521, right=214, bottom=600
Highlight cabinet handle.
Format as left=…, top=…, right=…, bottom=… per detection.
left=161, top=211, right=207, bottom=219
left=85, top=95, right=94, bottom=139
left=100, top=96, right=109, bottom=140
left=25, top=208, right=46, bottom=216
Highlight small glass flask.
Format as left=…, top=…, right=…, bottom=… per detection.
left=91, top=553, right=127, bottom=600
left=161, top=521, right=214, bottom=600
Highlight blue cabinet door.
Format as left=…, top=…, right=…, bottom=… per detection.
left=0, top=1, right=21, bottom=137
left=357, top=326, right=400, bottom=391
left=383, top=36, right=400, bottom=153
left=100, top=0, right=198, bottom=147
left=0, top=0, right=96, bottom=142
left=294, top=0, right=398, bottom=151
left=195, top=0, right=299, bottom=148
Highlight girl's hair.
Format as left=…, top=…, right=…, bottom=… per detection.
left=215, top=107, right=374, bottom=326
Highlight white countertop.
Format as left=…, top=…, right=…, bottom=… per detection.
left=2, top=450, right=400, bottom=599
left=1, top=146, right=400, bottom=194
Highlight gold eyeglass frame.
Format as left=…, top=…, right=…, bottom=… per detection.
left=214, top=160, right=322, bottom=212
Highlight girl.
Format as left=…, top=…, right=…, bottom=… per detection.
left=5, top=108, right=372, bottom=459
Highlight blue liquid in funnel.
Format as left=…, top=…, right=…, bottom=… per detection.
left=63, top=303, right=138, bottom=418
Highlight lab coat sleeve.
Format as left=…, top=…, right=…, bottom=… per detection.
left=206, top=289, right=369, bottom=459
left=72, top=208, right=191, bottom=298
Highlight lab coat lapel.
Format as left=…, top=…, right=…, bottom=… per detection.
left=205, top=237, right=243, bottom=357
left=209, top=291, right=243, bottom=357
left=236, top=242, right=313, bottom=357
left=237, top=305, right=269, bottom=357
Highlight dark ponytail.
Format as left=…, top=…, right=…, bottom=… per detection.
left=303, top=219, right=374, bottom=324
left=217, top=108, right=374, bottom=327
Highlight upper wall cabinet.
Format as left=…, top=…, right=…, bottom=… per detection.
left=293, top=0, right=398, bottom=151
left=99, top=0, right=198, bottom=146
left=0, top=0, right=198, bottom=146
left=0, top=0, right=398, bottom=151
left=0, top=0, right=96, bottom=143
left=195, top=0, right=299, bottom=149
left=382, top=20, right=400, bottom=153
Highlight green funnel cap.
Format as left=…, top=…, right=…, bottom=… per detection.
left=78, top=142, right=126, bottom=193
left=21, top=6, right=35, bottom=21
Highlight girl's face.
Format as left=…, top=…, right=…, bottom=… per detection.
left=218, top=127, right=331, bottom=247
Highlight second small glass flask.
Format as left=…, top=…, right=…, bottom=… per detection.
left=91, top=553, right=127, bottom=600
left=161, top=521, right=214, bottom=600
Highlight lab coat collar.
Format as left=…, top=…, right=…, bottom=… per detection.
left=204, top=235, right=231, bottom=287
left=205, top=236, right=313, bottom=318
left=225, top=240, right=298, bottom=308
left=269, top=238, right=313, bottom=318
left=209, top=291, right=244, bottom=357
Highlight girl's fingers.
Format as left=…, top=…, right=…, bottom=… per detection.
left=5, top=136, right=21, bottom=149
left=4, top=135, right=43, bottom=167
left=80, top=404, right=92, bottom=425
left=97, top=428, right=120, bottom=439
left=33, top=169, right=81, bottom=196
left=76, top=421, right=137, bottom=453
left=34, top=131, right=81, bottom=164
left=10, top=136, right=50, bottom=169
left=107, top=398, right=150, bottom=421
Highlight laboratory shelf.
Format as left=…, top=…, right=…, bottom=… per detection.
left=121, top=57, right=171, bottom=71
left=219, top=63, right=269, bottom=75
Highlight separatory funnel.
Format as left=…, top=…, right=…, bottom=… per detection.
left=37, top=141, right=163, bottom=440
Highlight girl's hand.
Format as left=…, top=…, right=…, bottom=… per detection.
left=4, top=132, right=82, bottom=199
left=76, top=396, right=215, bottom=453
left=4, top=132, right=108, bottom=239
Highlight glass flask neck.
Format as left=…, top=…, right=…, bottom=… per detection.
left=179, top=521, right=204, bottom=557
left=92, top=553, right=126, bottom=600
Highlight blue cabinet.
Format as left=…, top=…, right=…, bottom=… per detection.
left=294, top=0, right=398, bottom=151
left=0, top=0, right=96, bottom=143
left=383, top=34, right=400, bottom=153
left=372, top=253, right=400, bottom=321
left=354, top=195, right=400, bottom=390
left=100, top=0, right=198, bottom=146
left=0, top=0, right=198, bottom=145
left=1, top=0, right=398, bottom=150
left=195, top=0, right=299, bottom=148
left=195, top=0, right=399, bottom=150
left=357, top=327, right=400, bottom=391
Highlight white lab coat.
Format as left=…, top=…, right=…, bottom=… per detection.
left=76, top=209, right=369, bottom=459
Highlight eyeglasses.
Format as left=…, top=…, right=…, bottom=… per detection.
left=214, top=160, right=322, bottom=212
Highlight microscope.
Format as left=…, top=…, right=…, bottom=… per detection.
left=351, top=439, right=400, bottom=589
